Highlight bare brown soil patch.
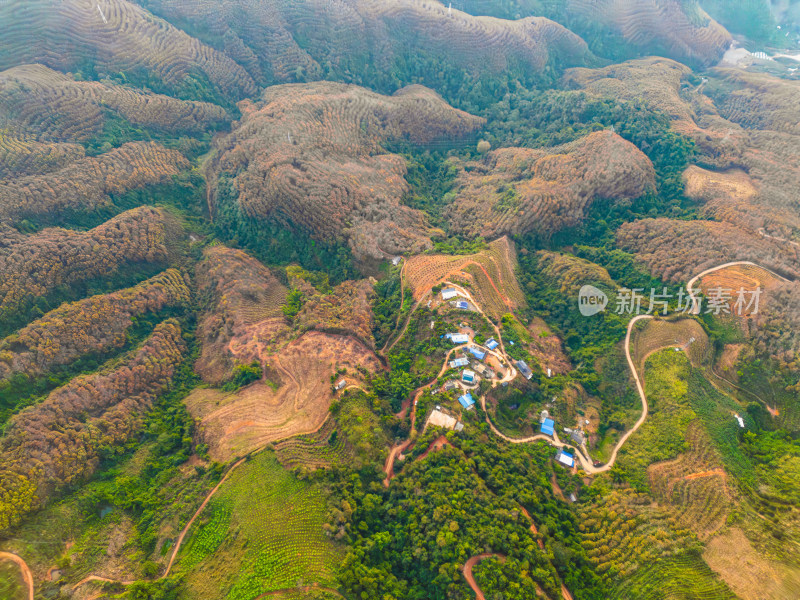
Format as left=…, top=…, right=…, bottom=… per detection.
left=527, top=317, right=571, bottom=375
left=187, top=332, right=380, bottom=461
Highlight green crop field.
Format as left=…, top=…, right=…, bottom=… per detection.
left=616, top=350, right=697, bottom=491
left=176, top=452, right=344, bottom=599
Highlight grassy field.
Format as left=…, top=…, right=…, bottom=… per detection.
left=616, top=350, right=697, bottom=491
left=176, top=452, right=344, bottom=600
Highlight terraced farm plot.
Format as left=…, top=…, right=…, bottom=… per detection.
left=176, top=452, right=343, bottom=600
left=630, top=318, right=710, bottom=372
left=186, top=331, right=381, bottom=462
left=616, top=350, right=698, bottom=490
left=275, top=417, right=348, bottom=471
left=617, top=218, right=800, bottom=284
left=195, top=245, right=290, bottom=384
left=208, top=81, right=483, bottom=261
left=647, top=422, right=733, bottom=540
left=0, top=136, right=85, bottom=179
left=698, top=263, right=786, bottom=317
left=0, top=206, right=179, bottom=331
left=404, top=236, right=526, bottom=321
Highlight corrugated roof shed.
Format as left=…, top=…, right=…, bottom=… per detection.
left=458, top=392, right=475, bottom=409
left=442, top=288, right=460, bottom=300
left=485, top=338, right=499, bottom=350
left=541, top=418, right=555, bottom=436
left=468, top=346, right=486, bottom=361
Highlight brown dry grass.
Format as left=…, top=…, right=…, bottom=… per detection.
left=186, top=332, right=380, bottom=462
left=684, top=165, right=758, bottom=203
left=703, top=527, right=800, bottom=600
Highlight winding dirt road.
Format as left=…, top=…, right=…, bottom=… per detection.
left=0, top=551, right=34, bottom=600
left=686, top=260, right=790, bottom=314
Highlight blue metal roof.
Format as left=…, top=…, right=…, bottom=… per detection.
left=468, top=346, right=486, bottom=360
left=485, top=339, right=499, bottom=350
left=458, top=392, right=475, bottom=408
left=541, top=418, right=555, bottom=436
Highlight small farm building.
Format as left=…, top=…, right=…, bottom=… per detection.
left=462, top=369, right=476, bottom=384
left=458, top=392, right=475, bottom=409
left=541, top=418, right=555, bottom=436
left=555, top=450, right=575, bottom=468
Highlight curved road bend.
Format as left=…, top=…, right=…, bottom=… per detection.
left=0, top=551, right=34, bottom=600
left=686, top=260, right=791, bottom=314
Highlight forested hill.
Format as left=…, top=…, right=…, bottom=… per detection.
left=1, top=1, right=800, bottom=600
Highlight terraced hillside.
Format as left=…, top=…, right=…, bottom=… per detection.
left=564, top=0, right=730, bottom=66
left=647, top=423, right=733, bottom=541
left=0, top=137, right=85, bottom=180
left=705, top=68, right=800, bottom=136
left=195, top=245, right=289, bottom=385
left=0, top=64, right=227, bottom=143
left=0, top=0, right=256, bottom=102
left=0, top=142, right=190, bottom=225
left=0, top=206, right=181, bottom=330
left=617, top=218, right=800, bottom=283
left=445, top=131, right=655, bottom=239
left=186, top=331, right=381, bottom=462
left=138, top=0, right=592, bottom=91
left=566, top=59, right=800, bottom=243
left=404, top=236, right=526, bottom=320
left=460, top=0, right=731, bottom=67
left=296, top=279, right=377, bottom=349
left=0, top=320, right=186, bottom=532
left=0, top=269, right=190, bottom=382
left=207, top=82, right=484, bottom=261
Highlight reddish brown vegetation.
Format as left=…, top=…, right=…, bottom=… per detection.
left=139, top=0, right=591, bottom=86
left=0, top=142, right=189, bottom=224
left=647, top=422, right=732, bottom=540
left=616, top=218, right=800, bottom=283
left=195, top=245, right=289, bottom=385
left=0, top=320, right=186, bottom=531
left=445, top=131, right=655, bottom=239
left=536, top=251, right=615, bottom=295
left=566, top=0, right=730, bottom=66
left=0, top=0, right=256, bottom=101
left=566, top=58, right=800, bottom=243
left=0, top=207, right=180, bottom=325
left=207, top=82, right=484, bottom=260
left=0, top=64, right=227, bottom=143
left=0, top=137, right=85, bottom=180
left=0, top=269, right=190, bottom=381
left=296, top=279, right=376, bottom=349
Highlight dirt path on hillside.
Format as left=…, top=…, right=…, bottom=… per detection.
left=463, top=553, right=506, bottom=600
left=686, top=260, right=790, bottom=314
left=0, top=551, right=34, bottom=600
